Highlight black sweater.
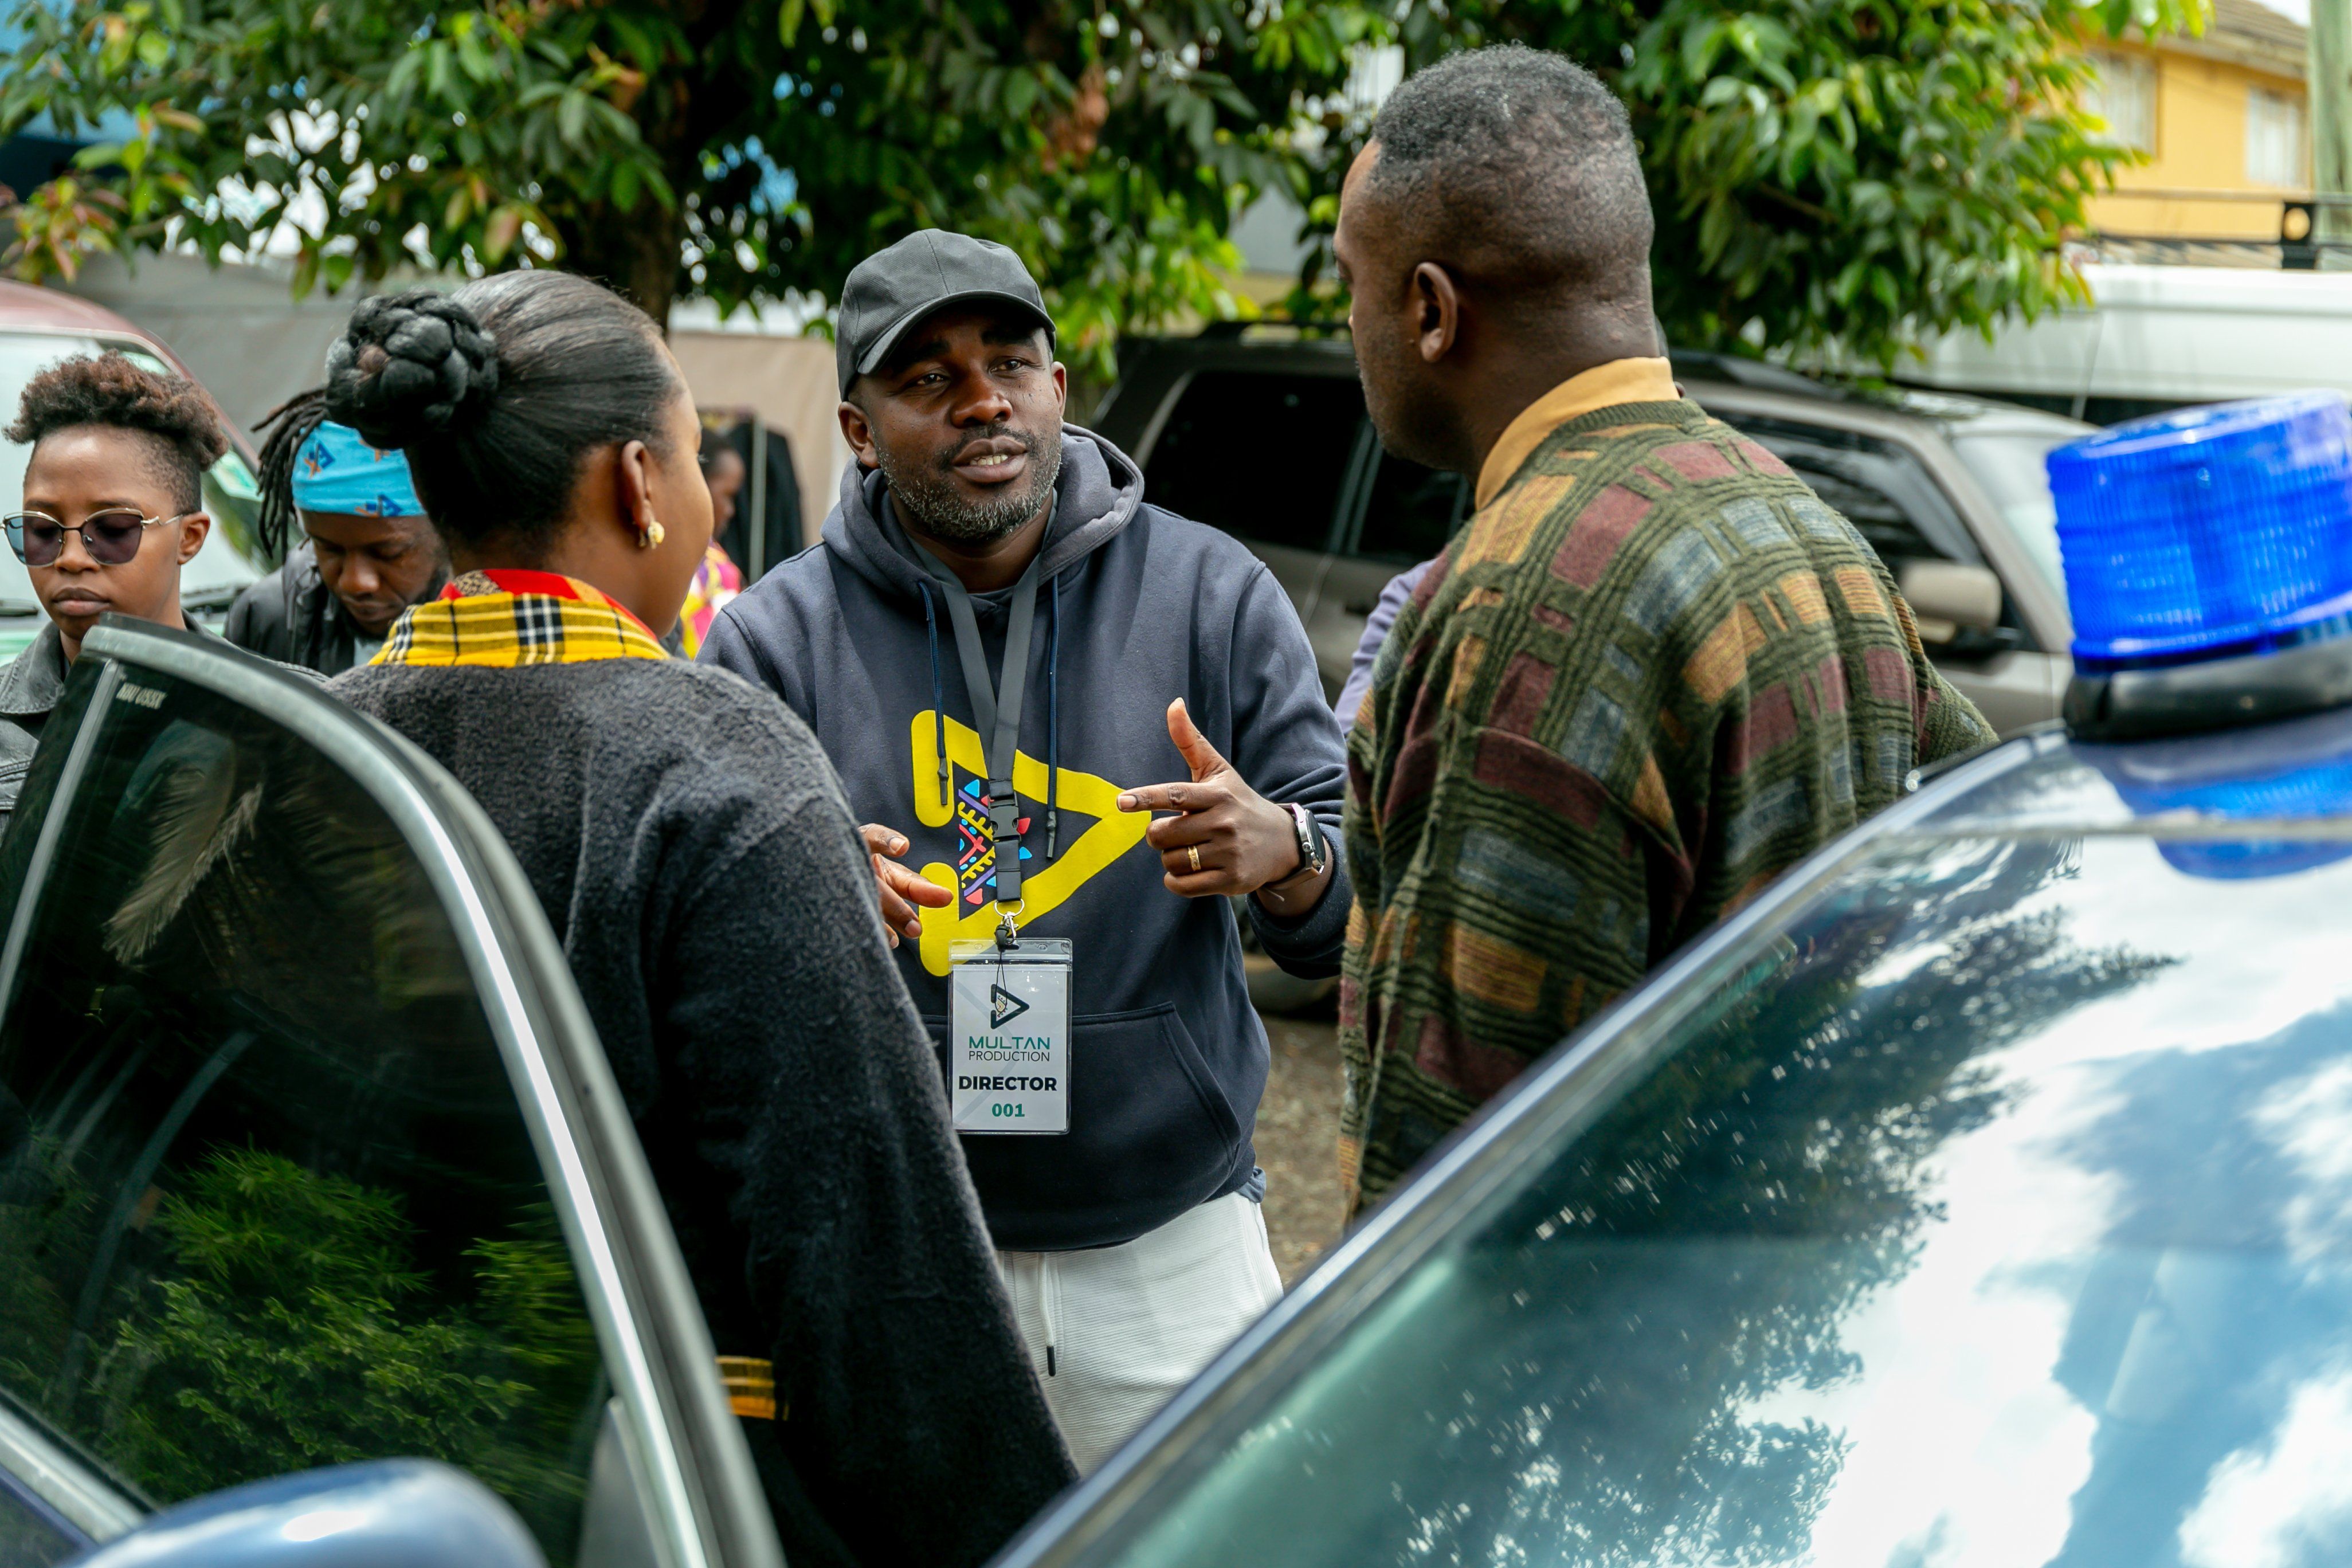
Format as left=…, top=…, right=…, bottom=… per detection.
left=336, top=656, right=1073, bottom=1568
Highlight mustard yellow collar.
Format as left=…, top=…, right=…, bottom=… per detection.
left=1473, top=357, right=1681, bottom=509
left=373, top=570, right=669, bottom=668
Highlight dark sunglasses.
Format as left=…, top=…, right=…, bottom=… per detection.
left=3, top=508, right=184, bottom=568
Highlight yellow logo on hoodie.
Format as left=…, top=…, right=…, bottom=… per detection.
left=907, top=712, right=1151, bottom=976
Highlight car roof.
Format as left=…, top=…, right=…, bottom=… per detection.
left=992, top=703, right=2352, bottom=1568
left=1107, top=330, right=2091, bottom=445
left=1911, top=704, right=2352, bottom=843
left=0, top=280, right=148, bottom=337
left=0, top=280, right=198, bottom=379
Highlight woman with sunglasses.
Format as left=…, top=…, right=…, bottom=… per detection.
left=324, top=275, right=1073, bottom=1567
left=0, top=352, right=226, bottom=828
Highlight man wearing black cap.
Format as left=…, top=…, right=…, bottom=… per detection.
left=700, top=230, right=1349, bottom=1471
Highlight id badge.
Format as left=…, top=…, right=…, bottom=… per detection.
left=949, top=937, right=1072, bottom=1135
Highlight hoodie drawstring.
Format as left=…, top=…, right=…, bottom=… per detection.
left=919, top=581, right=949, bottom=807
left=920, top=570, right=1060, bottom=853
left=1041, top=1253, right=1060, bottom=1377
left=1045, top=574, right=1061, bottom=861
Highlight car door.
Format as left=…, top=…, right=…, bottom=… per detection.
left=1702, top=406, right=2064, bottom=735
left=0, top=620, right=780, bottom=1568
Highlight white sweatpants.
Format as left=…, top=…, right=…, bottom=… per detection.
left=995, top=1192, right=1284, bottom=1473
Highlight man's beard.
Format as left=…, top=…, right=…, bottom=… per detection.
left=883, top=425, right=1064, bottom=546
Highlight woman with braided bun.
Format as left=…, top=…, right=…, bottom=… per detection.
left=326, top=275, right=1075, bottom=1568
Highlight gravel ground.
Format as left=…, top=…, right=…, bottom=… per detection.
left=1253, top=1009, right=1347, bottom=1286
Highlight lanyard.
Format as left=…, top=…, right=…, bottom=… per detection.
left=916, top=545, right=1045, bottom=913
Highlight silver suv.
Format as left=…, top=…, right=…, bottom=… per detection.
left=1092, top=333, right=2090, bottom=737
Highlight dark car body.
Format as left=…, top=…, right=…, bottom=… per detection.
left=992, top=699, right=2352, bottom=1568
left=1092, top=331, right=2090, bottom=736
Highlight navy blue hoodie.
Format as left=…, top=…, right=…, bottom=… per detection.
left=700, top=427, right=1350, bottom=1251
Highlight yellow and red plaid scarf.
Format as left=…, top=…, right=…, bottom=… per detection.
left=373, top=570, right=669, bottom=668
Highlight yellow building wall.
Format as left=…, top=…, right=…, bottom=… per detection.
left=2085, top=40, right=2308, bottom=240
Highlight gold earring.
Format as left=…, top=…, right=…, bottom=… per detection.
left=638, top=518, right=665, bottom=550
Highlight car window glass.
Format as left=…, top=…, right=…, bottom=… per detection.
left=1720, top=413, right=1979, bottom=570
left=1951, top=429, right=2071, bottom=603
left=0, top=1471, right=81, bottom=1563
left=1142, top=371, right=1361, bottom=554
left=1354, top=451, right=1468, bottom=567
left=1093, top=831, right=2352, bottom=1568
left=0, top=661, right=605, bottom=1564
left=190, top=450, right=264, bottom=608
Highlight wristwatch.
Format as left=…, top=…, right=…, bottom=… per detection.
left=1275, top=802, right=1330, bottom=885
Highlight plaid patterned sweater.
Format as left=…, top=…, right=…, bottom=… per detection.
left=1340, top=395, right=1992, bottom=1204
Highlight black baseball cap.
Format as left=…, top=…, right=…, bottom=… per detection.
left=836, top=230, right=1057, bottom=395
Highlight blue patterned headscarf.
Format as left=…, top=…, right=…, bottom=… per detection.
left=290, top=421, right=424, bottom=518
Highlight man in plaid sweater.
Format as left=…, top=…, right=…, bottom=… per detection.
left=1332, top=46, right=1993, bottom=1206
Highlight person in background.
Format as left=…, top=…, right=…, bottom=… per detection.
left=700, top=229, right=1347, bottom=1472
left=0, top=353, right=226, bottom=828
left=324, top=275, right=1073, bottom=1567
left=1332, top=556, right=1434, bottom=730
left=1334, top=46, right=1992, bottom=1208
left=705, top=436, right=747, bottom=536
left=676, top=433, right=746, bottom=658
left=225, top=389, right=448, bottom=675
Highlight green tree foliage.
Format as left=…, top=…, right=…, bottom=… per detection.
left=0, top=0, right=2208, bottom=371
left=0, top=0, right=1378, bottom=372
left=1366, top=0, right=2213, bottom=364
left=98, top=1150, right=599, bottom=1543
left=0, top=1143, right=602, bottom=1554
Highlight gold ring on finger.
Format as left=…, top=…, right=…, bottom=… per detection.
left=1187, top=844, right=1202, bottom=872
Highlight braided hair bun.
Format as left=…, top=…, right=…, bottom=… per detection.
left=317, top=271, right=679, bottom=553
left=324, top=289, right=500, bottom=450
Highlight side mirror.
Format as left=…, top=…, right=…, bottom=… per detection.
left=70, top=1460, right=544, bottom=1568
left=1899, top=560, right=2004, bottom=647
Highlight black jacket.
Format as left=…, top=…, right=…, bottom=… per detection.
left=335, top=655, right=1074, bottom=1568
left=0, top=621, right=68, bottom=833
left=225, top=547, right=380, bottom=676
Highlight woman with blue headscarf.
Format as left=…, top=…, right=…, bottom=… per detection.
left=224, top=388, right=449, bottom=674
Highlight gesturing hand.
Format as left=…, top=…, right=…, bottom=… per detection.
left=863, top=824, right=954, bottom=948
left=1117, top=698, right=1322, bottom=907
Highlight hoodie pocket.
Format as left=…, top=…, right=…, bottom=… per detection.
left=924, top=1002, right=1246, bottom=1245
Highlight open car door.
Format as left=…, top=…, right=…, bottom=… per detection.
left=0, top=618, right=782, bottom=1568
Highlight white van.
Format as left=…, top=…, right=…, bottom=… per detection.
left=1894, top=261, right=2352, bottom=421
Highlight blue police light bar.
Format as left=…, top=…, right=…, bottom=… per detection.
left=2051, top=391, right=2352, bottom=739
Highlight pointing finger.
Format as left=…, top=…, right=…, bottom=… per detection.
left=880, top=858, right=955, bottom=909
left=876, top=880, right=922, bottom=943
